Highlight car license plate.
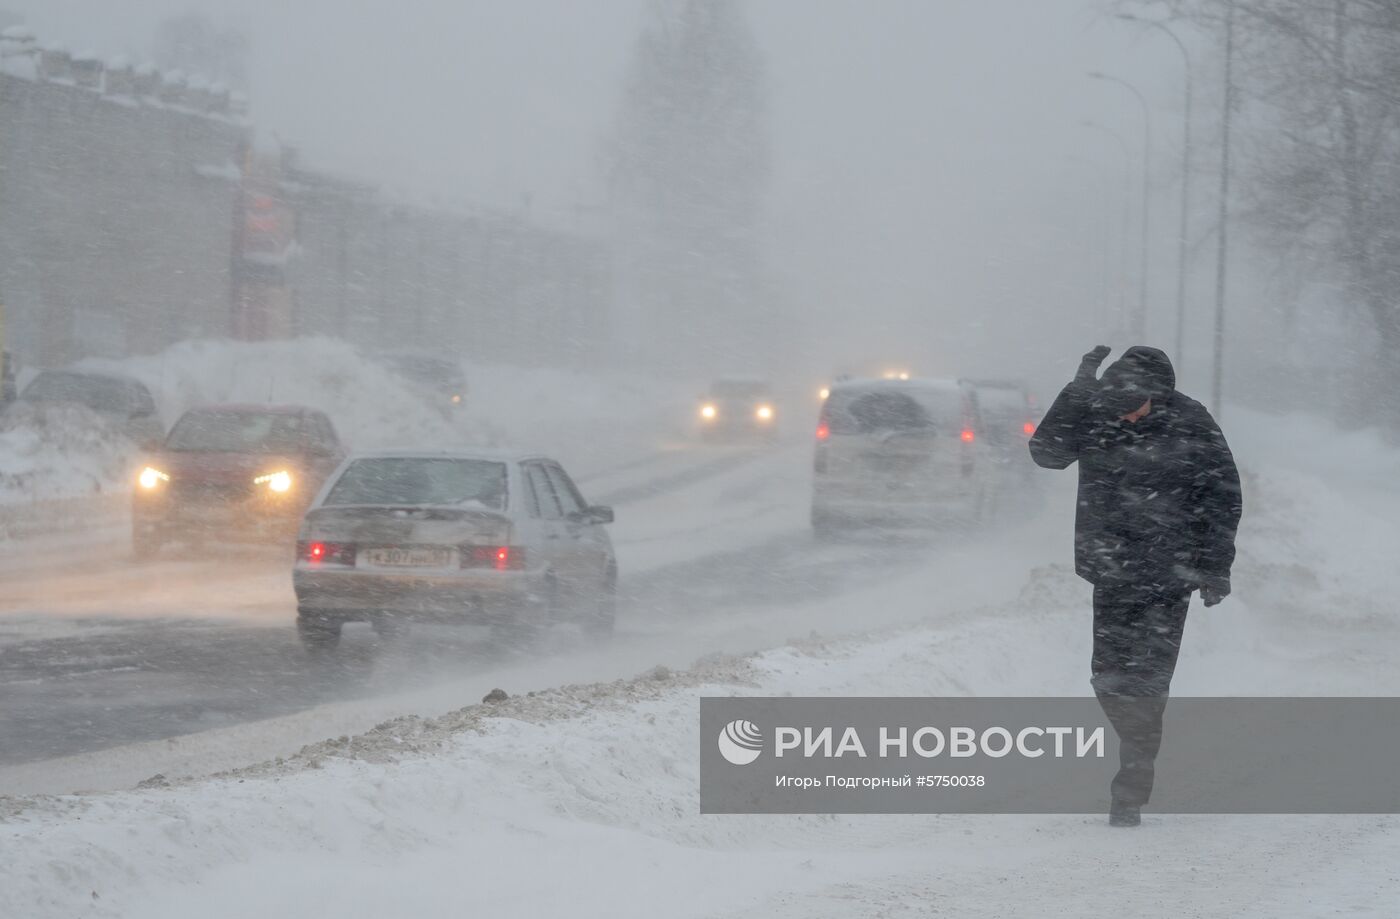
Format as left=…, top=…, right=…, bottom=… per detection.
left=360, top=546, right=458, bottom=569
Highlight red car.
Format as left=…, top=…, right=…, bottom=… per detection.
left=132, top=404, right=346, bottom=558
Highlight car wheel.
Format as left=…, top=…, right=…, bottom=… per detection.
left=583, top=570, right=617, bottom=639
left=297, top=612, right=342, bottom=653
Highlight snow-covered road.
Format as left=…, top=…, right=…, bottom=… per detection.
left=1, top=432, right=1036, bottom=784
left=6, top=474, right=1400, bottom=917
left=3, top=406, right=1399, bottom=917
left=0, top=441, right=807, bottom=765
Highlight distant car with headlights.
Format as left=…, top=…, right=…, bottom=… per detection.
left=292, top=449, right=617, bottom=651
left=370, top=350, right=468, bottom=415
left=132, top=404, right=346, bottom=558
left=697, top=378, right=778, bottom=440
left=810, top=377, right=991, bottom=534
left=17, top=369, right=164, bottom=447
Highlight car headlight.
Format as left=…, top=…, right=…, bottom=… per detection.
left=818, top=387, right=830, bottom=401
left=451, top=393, right=463, bottom=404
left=254, top=470, right=293, bottom=493
left=755, top=404, right=774, bottom=421
left=700, top=403, right=718, bottom=420
left=138, top=467, right=170, bottom=489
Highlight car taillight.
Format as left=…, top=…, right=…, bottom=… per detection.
left=299, top=540, right=354, bottom=565
left=464, top=545, right=526, bottom=571
left=816, top=423, right=829, bottom=441
left=1023, top=421, right=1036, bottom=436
left=960, top=429, right=976, bottom=443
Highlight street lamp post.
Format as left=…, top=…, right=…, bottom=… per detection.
left=1089, top=71, right=1152, bottom=342
left=1212, top=0, right=1236, bottom=418
left=1081, top=121, right=1137, bottom=338
left=1117, top=14, right=1194, bottom=372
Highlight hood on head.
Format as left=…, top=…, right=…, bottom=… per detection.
left=1095, top=346, right=1176, bottom=417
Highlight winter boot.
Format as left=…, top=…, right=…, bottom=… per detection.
left=1109, top=799, right=1141, bottom=827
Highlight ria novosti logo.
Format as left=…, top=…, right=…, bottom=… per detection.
left=718, top=719, right=763, bottom=765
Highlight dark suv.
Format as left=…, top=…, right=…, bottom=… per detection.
left=132, top=404, right=346, bottom=558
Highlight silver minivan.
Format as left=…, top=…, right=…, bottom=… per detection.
left=810, top=378, right=992, bottom=534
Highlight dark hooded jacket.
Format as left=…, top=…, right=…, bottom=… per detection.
left=1029, top=347, right=1242, bottom=590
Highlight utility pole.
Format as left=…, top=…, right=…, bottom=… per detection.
left=1212, top=0, right=1235, bottom=417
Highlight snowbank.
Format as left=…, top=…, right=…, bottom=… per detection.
left=0, top=337, right=691, bottom=507
left=80, top=336, right=690, bottom=459
left=1227, top=407, right=1400, bottom=628
left=5, top=598, right=1399, bottom=918
left=0, top=402, right=134, bottom=503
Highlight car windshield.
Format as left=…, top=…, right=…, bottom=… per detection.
left=21, top=372, right=135, bottom=414
left=826, top=387, right=960, bottom=435
left=322, top=457, right=508, bottom=510
left=710, top=380, right=769, bottom=400
left=165, top=410, right=307, bottom=453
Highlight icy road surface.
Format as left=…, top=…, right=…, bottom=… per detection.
left=0, top=438, right=1028, bottom=786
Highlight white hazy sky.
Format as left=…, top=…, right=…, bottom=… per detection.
left=9, top=0, right=1209, bottom=386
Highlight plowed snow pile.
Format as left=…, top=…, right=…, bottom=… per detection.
left=81, top=337, right=689, bottom=464
left=0, top=337, right=689, bottom=507
left=0, top=402, right=134, bottom=504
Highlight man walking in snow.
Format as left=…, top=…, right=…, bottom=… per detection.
left=1029, top=345, right=1242, bottom=827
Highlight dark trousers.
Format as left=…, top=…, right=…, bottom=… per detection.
left=1091, top=582, right=1191, bottom=806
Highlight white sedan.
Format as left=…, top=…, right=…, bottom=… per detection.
left=292, top=449, right=616, bottom=651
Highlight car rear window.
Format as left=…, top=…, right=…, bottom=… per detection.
left=323, top=458, right=508, bottom=510
left=826, top=387, right=961, bottom=435
left=166, top=411, right=306, bottom=453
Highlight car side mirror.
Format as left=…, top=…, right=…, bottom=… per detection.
left=587, top=505, right=614, bottom=525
